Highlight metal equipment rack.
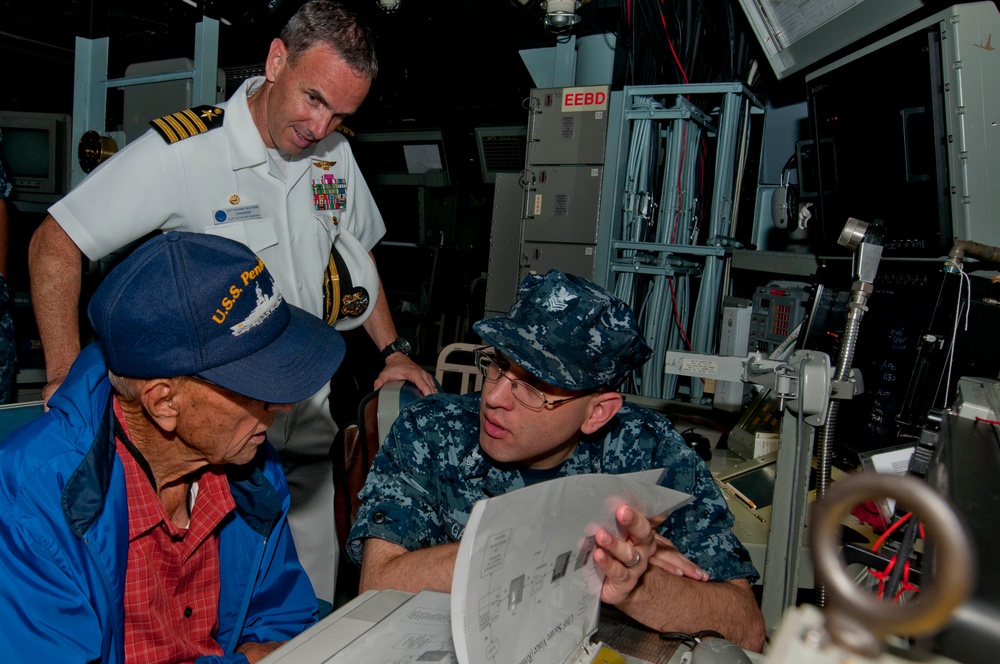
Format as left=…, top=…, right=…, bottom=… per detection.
left=596, top=83, right=764, bottom=402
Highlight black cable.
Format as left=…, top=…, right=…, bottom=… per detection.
left=659, top=629, right=727, bottom=648
left=683, top=0, right=694, bottom=67
left=616, top=0, right=757, bottom=86
left=690, top=12, right=702, bottom=82
left=726, top=1, right=736, bottom=80
left=659, top=632, right=699, bottom=649
left=884, top=516, right=921, bottom=600
left=634, top=2, right=671, bottom=83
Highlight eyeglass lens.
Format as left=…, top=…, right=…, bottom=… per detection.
left=476, top=350, right=547, bottom=409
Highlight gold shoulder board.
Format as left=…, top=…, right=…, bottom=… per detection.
left=149, top=105, right=225, bottom=144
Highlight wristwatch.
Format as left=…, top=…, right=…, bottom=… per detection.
left=380, top=337, right=412, bottom=360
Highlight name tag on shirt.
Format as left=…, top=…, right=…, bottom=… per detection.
left=213, top=204, right=263, bottom=224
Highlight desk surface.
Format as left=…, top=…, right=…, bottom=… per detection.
left=261, top=590, right=706, bottom=664
left=260, top=590, right=412, bottom=663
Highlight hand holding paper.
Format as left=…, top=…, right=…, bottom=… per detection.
left=594, top=504, right=708, bottom=606
left=451, top=469, right=692, bottom=664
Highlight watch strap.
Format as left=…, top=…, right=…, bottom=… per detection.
left=380, top=338, right=410, bottom=360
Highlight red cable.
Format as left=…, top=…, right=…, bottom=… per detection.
left=868, top=556, right=895, bottom=599
left=894, top=559, right=919, bottom=602
left=667, top=277, right=693, bottom=350
left=872, top=511, right=912, bottom=552
left=658, top=0, right=689, bottom=83
left=867, top=512, right=924, bottom=602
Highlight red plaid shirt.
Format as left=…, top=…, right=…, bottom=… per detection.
left=115, top=399, right=236, bottom=664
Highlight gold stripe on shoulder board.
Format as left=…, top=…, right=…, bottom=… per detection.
left=149, top=105, right=225, bottom=144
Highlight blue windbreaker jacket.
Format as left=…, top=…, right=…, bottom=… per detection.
left=0, top=344, right=318, bottom=662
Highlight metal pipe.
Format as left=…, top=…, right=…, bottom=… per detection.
left=943, top=239, right=1000, bottom=272
left=814, top=218, right=882, bottom=606
left=817, top=288, right=873, bottom=477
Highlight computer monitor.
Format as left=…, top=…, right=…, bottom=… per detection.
left=0, top=111, right=73, bottom=197
left=796, top=283, right=849, bottom=357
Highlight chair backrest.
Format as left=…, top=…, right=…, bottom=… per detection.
left=0, top=401, right=44, bottom=442
left=435, top=342, right=484, bottom=394
left=332, top=380, right=423, bottom=561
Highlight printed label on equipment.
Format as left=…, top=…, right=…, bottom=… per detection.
left=561, top=116, right=575, bottom=139
left=555, top=194, right=568, bottom=216
left=561, top=85, right=609, bottom=112
left=680, top=357, right=718, bottom=376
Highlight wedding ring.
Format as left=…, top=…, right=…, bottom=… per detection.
left=624, top=548, right=641, bottom=568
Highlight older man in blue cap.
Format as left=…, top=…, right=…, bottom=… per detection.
left=348, top=269, right=765, bottom=652
left=0, top=232, right=345, bottom=663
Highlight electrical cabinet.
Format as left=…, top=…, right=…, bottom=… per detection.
left=484, top=173, right=523, bottom=319
left=525, top=86, right=610, bottom=165
left=522, top=165, right=603, bottom=244
left=803, top=1, right=1000, bottom=255
left=519, top=86, right=609, bottom=282
left=520, top=242, right=597, bottom=281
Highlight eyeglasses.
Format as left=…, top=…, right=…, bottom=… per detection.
left=474, top=348, right=593, bottom=411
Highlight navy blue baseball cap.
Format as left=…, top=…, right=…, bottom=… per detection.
left=88, top=231, right=346, bottom=404
left=473, top=270, right=652, bottom=391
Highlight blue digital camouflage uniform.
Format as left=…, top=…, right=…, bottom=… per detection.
left=0, top=131, right=15, bottom=404
left=347, top=392, right=759, bottom=583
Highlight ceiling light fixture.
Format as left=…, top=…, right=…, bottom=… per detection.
left=541, top=0, right=581, bottom=34
left=377, top=0, right=400, bottom=13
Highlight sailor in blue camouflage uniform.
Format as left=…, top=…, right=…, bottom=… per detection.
left=0, top=131, right=15, bottom=404
left=348, top=269, right=766, bottom=651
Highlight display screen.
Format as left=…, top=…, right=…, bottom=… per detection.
left=1, top=126, right=51, bottom=180
left=736, top=0, right=924, bottom=80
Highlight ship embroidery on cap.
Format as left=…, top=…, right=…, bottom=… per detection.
left=149, top=105, right=224, bottom=144
left=231, top=280, right=282, bottom=336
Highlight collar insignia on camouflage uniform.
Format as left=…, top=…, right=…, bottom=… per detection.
left=312, top=160, right=336, bottom=171
left=149, top=105, right=224, bottom=144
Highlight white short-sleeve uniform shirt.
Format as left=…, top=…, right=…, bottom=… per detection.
left=51, top=77, right=386, bottom=455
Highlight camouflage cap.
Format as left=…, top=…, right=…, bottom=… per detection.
left=473, top=270, right=652, bottom=391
